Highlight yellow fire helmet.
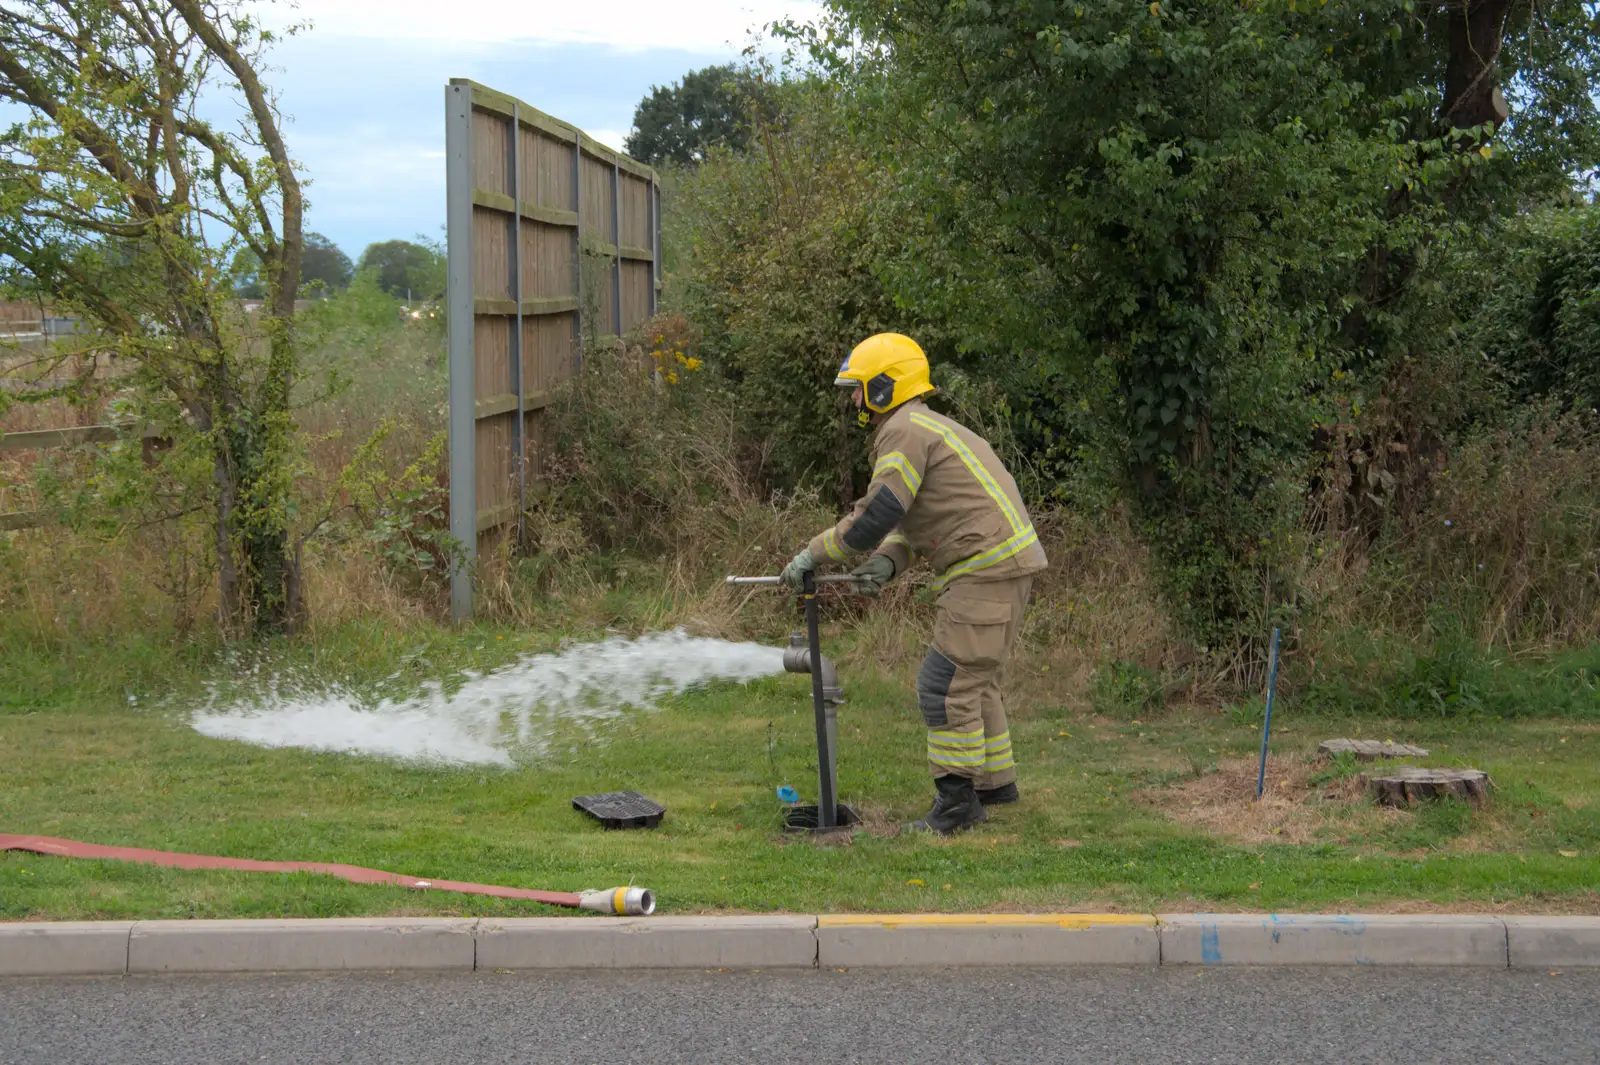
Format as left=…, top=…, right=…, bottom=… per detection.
left=834, top=332, right=936, bottom=415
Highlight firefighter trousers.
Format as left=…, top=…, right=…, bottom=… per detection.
left=916, top=575, right=1033, bottom=788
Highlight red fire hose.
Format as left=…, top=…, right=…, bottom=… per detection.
left=0, top=833, right=654, bottom=915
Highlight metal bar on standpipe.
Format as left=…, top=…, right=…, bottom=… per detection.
left=445, top=81, right=476, bottom=621
left=1255, top=627, right=1282, bottom=800
left=509, top=103, right=526, bottom=546
left=611, top=157, right=622, bottom=336
left=803, top=570, right=838, bottom=830
left=725, top=574, right=858, bottom=586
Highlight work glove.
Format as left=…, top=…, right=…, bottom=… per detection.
left=779, top=547, right=815, bottom=591
left=850, top=553, right=896, bottom=598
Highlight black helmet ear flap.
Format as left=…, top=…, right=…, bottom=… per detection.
left=866, top=372, right=896, bottom=411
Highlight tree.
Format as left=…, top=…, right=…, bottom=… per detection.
left=299, top=232, right=351, bottom=294
left=0, top=0, right=306, bottom=633
left=226, top=244, right=265, bottom=299
left=786, top=0, right=1600, bottom=653
left=357, top=238, right=444, bottom=301
left=625, top=64, right=770, bottom=166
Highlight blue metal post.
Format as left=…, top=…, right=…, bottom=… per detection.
left=1255, top=627, right=1281, bottom=799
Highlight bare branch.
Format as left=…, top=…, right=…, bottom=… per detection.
left=20, top=203, right=154, bottom=237
left=170, top=0, right=300, bottom=316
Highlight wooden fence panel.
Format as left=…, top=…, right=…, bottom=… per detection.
left=620, top=173, right=652, bottom=252
left=579, top=153, right=617, bottom=244
left=445, top=78, right=660, bottom=619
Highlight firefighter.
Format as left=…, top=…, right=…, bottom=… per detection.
left=781, top=333, right=1047, bottom=835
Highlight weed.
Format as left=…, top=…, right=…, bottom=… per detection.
left=1391, top=610, right=1493, bottom=717
left=1308, top=751, right=1363, bottom=787
left=1091, top=660, right=1166, bottom=718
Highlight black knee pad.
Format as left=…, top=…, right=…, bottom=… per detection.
left=917, top=648, right=956, bottom=728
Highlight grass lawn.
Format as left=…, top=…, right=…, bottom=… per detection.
left=4, top=616, right=1599, bottom=920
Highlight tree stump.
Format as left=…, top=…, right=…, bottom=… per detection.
left=1320, top=738, right=1430, bottom=761
left=1366, top=768, right=1492, bottom=807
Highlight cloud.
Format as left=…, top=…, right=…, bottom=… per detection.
left=586, top=129, right=628, bottom=151
left=263, top=0, right=822, bottom=52
left=268, top=34, right=749, bottom=253
left=244, top=2, right=828, bottom=253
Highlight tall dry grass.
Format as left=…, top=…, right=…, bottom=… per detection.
left=1302, top=407, right=1600, bottom=660
left=6, top=302, right=1599, bottom=720
left=0, top=303, right=450, bottom=648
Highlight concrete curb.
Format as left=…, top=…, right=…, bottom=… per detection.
left=817, top=914, right=1159, bottom=967
left=1158, top=913, right=1509, bottom=967
left=1504, top=917, right=1600, bottom=969
left=128, top=918, right=478, bottom=974
left=3, top=915, right=1598, bottom=975
left=477, top=916, right=819, bottom=970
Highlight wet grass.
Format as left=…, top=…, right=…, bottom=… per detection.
left=3, top=617, right=1600, bottom=920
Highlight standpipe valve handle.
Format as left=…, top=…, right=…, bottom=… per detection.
left=724, top=575, right=859, bottom=585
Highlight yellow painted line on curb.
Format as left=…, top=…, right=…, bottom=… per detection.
left=818, top=914, right=1156, bottom=929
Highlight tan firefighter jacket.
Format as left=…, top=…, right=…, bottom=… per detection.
left=807, top=399, right=1048, bottom=591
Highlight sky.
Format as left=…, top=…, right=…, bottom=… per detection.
left=253, top=0, right=822, bottom=259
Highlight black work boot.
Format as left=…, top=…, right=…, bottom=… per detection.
left=903, top=774, right=988, bottom=836
left=976, top=782, right=1019, bottom=806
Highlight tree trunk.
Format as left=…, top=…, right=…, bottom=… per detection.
left=1442, top=0, right=1514, bottom=134
left=1366, top=767, right=1492, bottom=806
left=213, top=445, right=242, bottom=633
left=244, top=321, right=301, bottom=634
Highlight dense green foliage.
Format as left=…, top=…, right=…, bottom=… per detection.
left=228, top=232, right=353, bottom=298
left=675, top=87, right=910, bottom=503
left=1474, top=207, right=1600, bottom=411
left=357, top=238, right=446, bottom=302
left=624, top=63, right=775, bottom=166
left=664, top=1, right=1600, bottom=661
left=299, top=233, right=354, bottom=294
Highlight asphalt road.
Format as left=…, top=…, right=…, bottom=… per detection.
left=3, top=966, right=1597, bottom=1065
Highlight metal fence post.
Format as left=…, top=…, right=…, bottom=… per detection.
left=611, top=157, right=622, bottom=336
left=572, top=131, right=583, bottom=371
left=650, top=176, right=660, bottom=317
left=445, top=82, right=476, bottom=621
left=509, top=104, right=526, bottom=546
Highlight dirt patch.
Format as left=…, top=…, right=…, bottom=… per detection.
left=1141, top=755, right=1403, bottom=845
left=850, top=801, right=904, bottom=839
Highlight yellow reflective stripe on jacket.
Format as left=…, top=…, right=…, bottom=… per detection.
left=908, top=412, right=1025, bottom=534
left=932, top=525, right=1039, bottom=592
left=882, top=530, right=911, bottom=549
left=871, top=451, right=922, bottom=496
left=820, top=528, right=848, bottom=562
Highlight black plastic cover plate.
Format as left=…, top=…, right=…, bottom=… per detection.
left=572, top=790, right=667, bottom=830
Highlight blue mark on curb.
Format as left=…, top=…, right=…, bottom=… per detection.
left=1201, top=924, right=1221, bottom=965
